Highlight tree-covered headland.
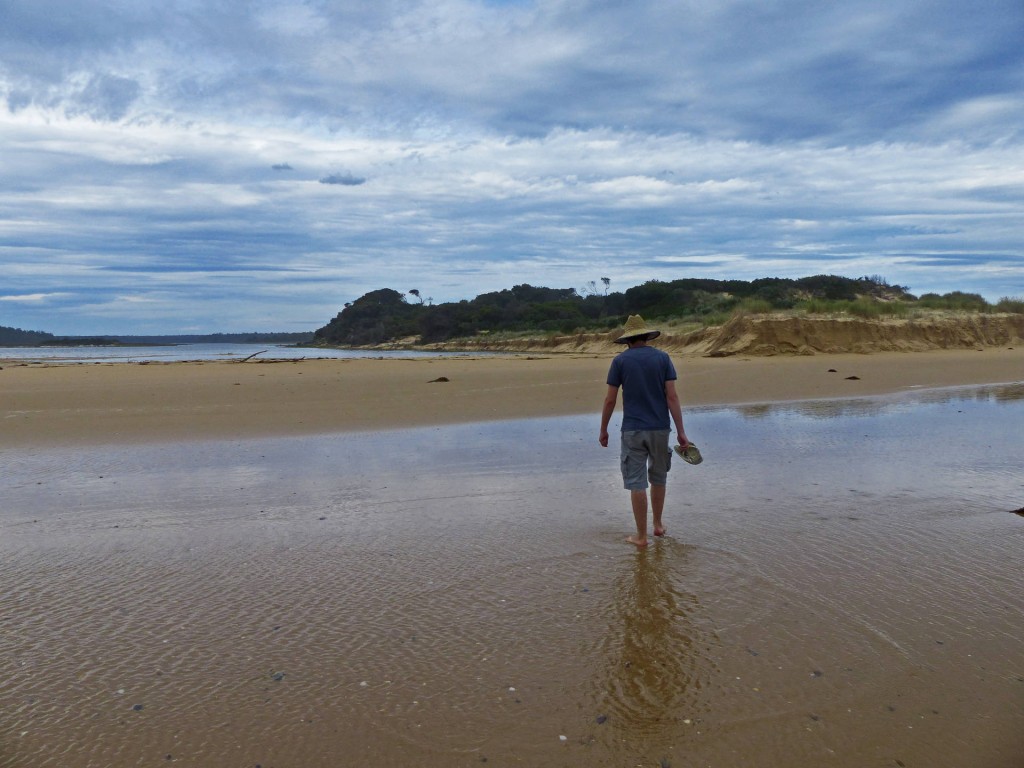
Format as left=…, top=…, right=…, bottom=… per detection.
left=0, top=326, right=70, bottom=346
left=313, top=275, right=1024, bottom=347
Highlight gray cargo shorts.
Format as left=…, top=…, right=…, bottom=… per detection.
left=620, top=429, right=672, bottom=490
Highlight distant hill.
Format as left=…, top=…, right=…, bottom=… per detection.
left=0, top=328, right=314, bottom=347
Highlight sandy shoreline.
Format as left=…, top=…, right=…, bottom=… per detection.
left=2, top=347, right=1022, bottom=446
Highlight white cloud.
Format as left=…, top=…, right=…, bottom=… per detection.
left=255, top=2, right=329, bottom=37
left=0, top=292, right=71, bottom=302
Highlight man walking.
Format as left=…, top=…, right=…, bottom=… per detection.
left=599, top=315, right=690, bottom=548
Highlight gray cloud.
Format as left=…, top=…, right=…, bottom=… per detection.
left=72, top=74, right=141, bottom=120
left=319, top=172, right=366, bottom=186
left=2, top=0, right=1017, bottom=140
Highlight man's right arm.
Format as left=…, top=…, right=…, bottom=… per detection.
left=599, top=384, right=618, bottom=447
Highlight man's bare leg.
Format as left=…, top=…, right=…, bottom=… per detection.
left=627, top=489, right=649, bottom=547
left=651, top=483, right=667, bottom=536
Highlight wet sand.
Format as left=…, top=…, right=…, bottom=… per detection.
left=2, top=386, right=1023, bottom=767
left=1, top=346, right=1022, bottom=446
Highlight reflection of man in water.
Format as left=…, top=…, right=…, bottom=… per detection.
left=600, top=315, right=690, bottom=548
left=593, top=542, right=709, bottom=750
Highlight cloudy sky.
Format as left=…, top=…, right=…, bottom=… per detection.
left=2, top=0, right=1023, bottom=335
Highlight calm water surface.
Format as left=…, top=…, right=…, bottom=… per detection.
left=0, top=343, right=489, bottom=364
left=1, top=385, right=1022, bottom=767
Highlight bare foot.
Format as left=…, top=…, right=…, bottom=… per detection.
left=626, top=535, right=649, bottom=548
left=653, top=525, right=667, bottom=537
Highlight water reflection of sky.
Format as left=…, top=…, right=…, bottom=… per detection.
left=727, top=382, right=1024, bottom=420
left=5, top=383, right=1022, bottom=525
left=684, top=383, right=1024, bottom=517
left=6, top=383, right=1021, bottom=578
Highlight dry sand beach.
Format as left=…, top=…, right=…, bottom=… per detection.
left=2, top=340, right=1023, bottom=767
left=2, top=346, right=1023, bottom=446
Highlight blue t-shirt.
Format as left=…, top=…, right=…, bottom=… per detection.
left=606, top=346, right=678, bottom=431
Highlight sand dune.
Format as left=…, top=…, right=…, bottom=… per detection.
left=416, top=311, right=1024, bottom=356
left=700, top=312, right=1024, bottom=356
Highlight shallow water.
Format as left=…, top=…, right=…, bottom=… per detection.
left=2, top=385, right=1022, bottom=767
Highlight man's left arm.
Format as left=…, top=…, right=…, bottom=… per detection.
left=665, top=380, right=690, bottom=448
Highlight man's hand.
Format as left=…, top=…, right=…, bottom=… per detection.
left=599, top=429, right=610, bottom=447
left=677, top=433, right=691, bottom=450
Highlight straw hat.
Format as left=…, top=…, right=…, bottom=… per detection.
left=614, top=314, right=661, bottom=344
